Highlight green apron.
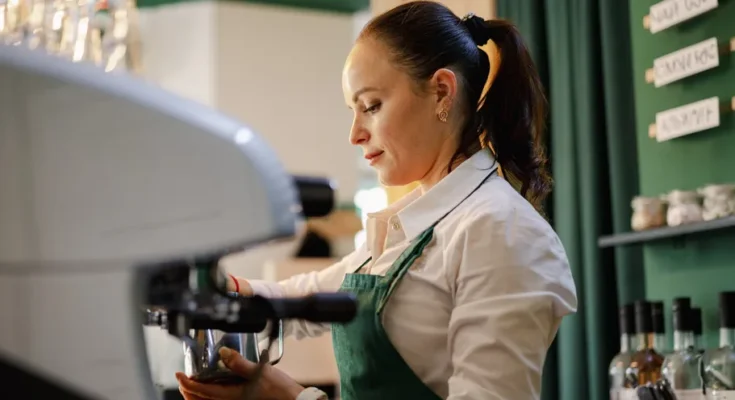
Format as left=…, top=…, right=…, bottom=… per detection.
left=332, top=167, right=497, bottom=400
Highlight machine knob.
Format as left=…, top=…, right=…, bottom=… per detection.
left=292, top=175, right=336, bottom=218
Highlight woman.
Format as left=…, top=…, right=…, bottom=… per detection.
left=177, top=2, right=577, bottom=399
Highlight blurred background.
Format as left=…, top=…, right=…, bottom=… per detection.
left=3, top=0, right=733, bottom=399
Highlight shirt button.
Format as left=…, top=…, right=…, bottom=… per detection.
left=391, top=221, right=401, bottom=231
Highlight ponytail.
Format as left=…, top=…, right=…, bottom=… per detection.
left=461, top=15, right=552, bottom=209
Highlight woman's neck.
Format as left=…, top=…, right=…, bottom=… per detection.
left=419, top=148, right=469, bottom=194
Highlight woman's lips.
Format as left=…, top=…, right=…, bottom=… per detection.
left=365, top=151, right=384, bottom=165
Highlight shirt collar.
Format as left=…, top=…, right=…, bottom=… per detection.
left=398, top=149, right=497, bottom=240
left=365, top=149, right=498, bottom=248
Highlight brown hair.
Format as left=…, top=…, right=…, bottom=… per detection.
left=360, top=1, right=552, bottom=209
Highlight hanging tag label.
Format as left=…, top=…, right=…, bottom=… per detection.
left=649, top=0, right=718, bottom=33
left=655, top=96, right=720, bottom=142
left=653, top=37, right=719, bottom=87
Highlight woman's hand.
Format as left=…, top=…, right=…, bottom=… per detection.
left=226, top=274, right=253, bottom=297
left=176, top=347, right=305, bottom=400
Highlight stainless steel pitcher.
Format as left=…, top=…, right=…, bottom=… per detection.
left=182, top=320, right=284, bottom=384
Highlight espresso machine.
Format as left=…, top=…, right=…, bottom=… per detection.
left=0, top=43, right=356, bottom=399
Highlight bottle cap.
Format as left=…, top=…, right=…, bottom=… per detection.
left=691, top=307, right=702, bottom=336
left=635, top=300, right=652, bottom=334
left=720, top=292, right=735, bottom=329
left=619, top=304, right=635, bottom=335
left=652, top=301, right=665, bottom=334
left=672, top=297, right=691, bottom=332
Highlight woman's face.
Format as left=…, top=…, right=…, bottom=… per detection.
left=342, top=39, right=457, bottom=187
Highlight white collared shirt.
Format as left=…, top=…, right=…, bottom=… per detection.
left=249, top=149, right=578, bottom=400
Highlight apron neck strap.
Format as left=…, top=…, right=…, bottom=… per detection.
left=427, top=165, right=498, bottom=232
left=377, top=166, right=498, bottom=314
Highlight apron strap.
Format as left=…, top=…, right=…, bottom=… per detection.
left=377, top=165, right=498, bottom=315
left=352, top=257, right=372, bottom=274
left=428, top=165, right=499, bottom=230
left=377, top=226, right=435, bottom=315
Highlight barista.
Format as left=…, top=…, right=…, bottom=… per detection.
left=177, top=2, right=577, bottom=399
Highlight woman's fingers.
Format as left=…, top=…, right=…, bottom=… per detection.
left=176, top=373, right=210, bottom=396
left=175, top=372, right=243, bottom=400
left=179, top=388, right=207, bottom=400
left=218, top=347, right=259, bottom=377
left=174, top=348, right=260, bottom=400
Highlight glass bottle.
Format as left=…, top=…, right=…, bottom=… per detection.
left=610, top=304, right=636, bottom=400
left=692, top=307, right=704, bottom=354
left=693, top=307, right=707, bottom=397
left=652, top=300, right=669, bottom=355
left=626, top=300, right=665, bottom=388
left=662, top=297, right=705, bottom=399
left=704, top=291, right=735, bottom=399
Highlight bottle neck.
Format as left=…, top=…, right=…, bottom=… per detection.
left=694, top=333, right=704, bottom=351
left=637, top=332, right=657, bottom=351
left=719, top=328, right=735, bottom=348
left=673, top=330, right=695, bottom=351
left=620, top=333, right=632, bottom=353
left=654, top=333, right=667, bottom=353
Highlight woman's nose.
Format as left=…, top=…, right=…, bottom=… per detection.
left=349, top=121, right=369, bottom=145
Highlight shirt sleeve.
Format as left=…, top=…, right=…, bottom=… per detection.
left=247, top=246, right=365, bottom=340
left=445, top=205, right=577, bottom=400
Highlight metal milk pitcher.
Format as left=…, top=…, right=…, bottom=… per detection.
left=182, top=320, right=284, bottom=384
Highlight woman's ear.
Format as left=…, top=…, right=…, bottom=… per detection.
left=430, top=68, right=458, bottom=114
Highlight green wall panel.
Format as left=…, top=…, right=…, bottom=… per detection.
left=137, top=0, right=370, bottom=13
left=629, top=0, right=735, bottom=350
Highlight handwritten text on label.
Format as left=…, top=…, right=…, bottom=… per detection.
left=649, top=0, right=718, bottom=34
left=654, top=37, right=719, bottom=87
left=655, top=97, right=720, bottom=142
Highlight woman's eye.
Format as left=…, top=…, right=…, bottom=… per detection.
left=365, top=103, right=381, bottom=114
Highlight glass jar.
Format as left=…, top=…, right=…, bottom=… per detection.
left=697, top=183, right=735, bottom=221
left=661, top=190, right=703, bottom=227
left=631, top=196, right=667, bottom=231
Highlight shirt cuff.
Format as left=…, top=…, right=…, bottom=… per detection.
left=248, top=279, right=285, bottom=298
left=295, top=387, right=329, bottom=400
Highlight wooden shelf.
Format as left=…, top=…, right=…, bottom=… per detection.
left=598, top=216, right=735, bottom=248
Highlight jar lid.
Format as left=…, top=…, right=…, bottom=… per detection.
left=631, top=195, right=663, bottom=208
left=697, top=183, right=735, bottom=197
left=662, top=190, right=699, bottom=204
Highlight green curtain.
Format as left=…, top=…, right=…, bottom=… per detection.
left=495, top=1, right=645, bottom=400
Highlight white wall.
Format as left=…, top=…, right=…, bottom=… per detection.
left=138, top=2, right=367, bottom=205
left=137, top=2, right=218, bottom=106
left=216, top=4, right=364, bottom=205
left=371, top=0, right=495, bottom=18
left=135, top=4, right=369, bottom=388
